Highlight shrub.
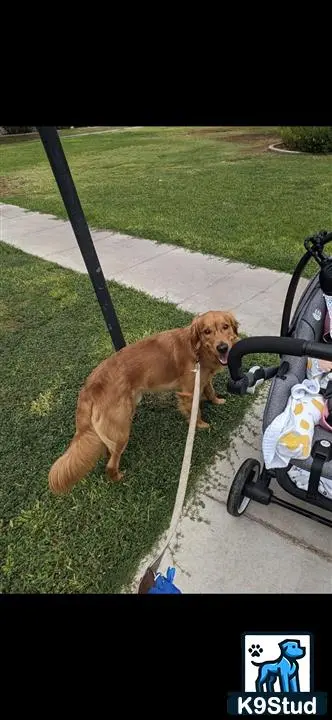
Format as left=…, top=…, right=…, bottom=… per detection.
left=280, top=126, right=332, bottom=154
left=2, top=126, right=35, bottom=135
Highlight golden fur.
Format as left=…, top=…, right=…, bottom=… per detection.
left=48, top=310, right=239, bottom=494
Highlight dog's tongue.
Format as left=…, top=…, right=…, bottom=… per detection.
left=219, top=349, right=229, bottom=365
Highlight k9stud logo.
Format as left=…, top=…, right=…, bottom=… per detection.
left=227, top=633, right=327, bottom=716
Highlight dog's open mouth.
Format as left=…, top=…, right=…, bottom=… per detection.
left=218, top=348, right=229, bottom=365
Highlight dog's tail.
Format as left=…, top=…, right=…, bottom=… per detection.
left=49, top=392, right=105, bottom=495
left=48, top=428, right=104, bottom=494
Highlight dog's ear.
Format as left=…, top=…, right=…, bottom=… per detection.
left=227, top=312, right=239, bottom=338
left=190, top=316, right=202, bottom=353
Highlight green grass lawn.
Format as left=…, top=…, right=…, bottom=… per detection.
left=0, top=242, right=275, bottom=594
left=1, top=126, right=331, bottom=275
left=0, top=127, right=120, bottom=145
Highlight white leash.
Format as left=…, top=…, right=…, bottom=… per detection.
left=138, top=362, right=201, bottom=592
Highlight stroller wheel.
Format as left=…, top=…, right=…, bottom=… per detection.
left=227, top=458, right=260, bottom=517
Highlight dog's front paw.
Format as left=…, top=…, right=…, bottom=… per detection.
left=212, top=396, right=226, bottom=405
left=107, top=468, right=126, bottom=482
left=197, top=419, right=210, bottom=429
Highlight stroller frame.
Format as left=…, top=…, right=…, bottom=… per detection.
left=226, top=230, right=332, bottom=528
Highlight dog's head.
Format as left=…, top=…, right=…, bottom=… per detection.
left=190, top=310, right=239, bottom=366
left=279, top=640, right=306, bottom=660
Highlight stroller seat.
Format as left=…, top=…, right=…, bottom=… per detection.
left=226, top=229, right=332, bottom=526
left=263, top=278, right=332, bottom=483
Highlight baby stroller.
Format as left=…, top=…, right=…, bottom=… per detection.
left=226, top=230, right=332, bottom=528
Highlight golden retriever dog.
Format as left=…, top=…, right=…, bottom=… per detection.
left=48, top=310, right=239, bottom=494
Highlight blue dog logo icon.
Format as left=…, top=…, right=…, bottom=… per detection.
left=251, top=638, right=306, bottom=693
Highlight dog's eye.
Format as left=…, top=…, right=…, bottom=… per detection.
left=204, top=328, right=211, bottom=335
left=223, top=324, right=229, bottom=330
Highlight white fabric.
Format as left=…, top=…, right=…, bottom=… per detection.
left=262, top=378, right=324, bottom=469
left=306, top=357, right=332, bottom=390
left=263, top=298, right=332, bottom=471
left=288, top=466, right=332, bottom=500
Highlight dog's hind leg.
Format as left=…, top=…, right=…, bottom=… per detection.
left=92, top=403, right=131, bottom=482
left=267, top=677, right=276, bottom=693
left=255, top=677, right=263, bottom=693
left=256, top=666, right=269, bottom=693
left=106, top=436, right=129, bottom=481
left=289, top=675, right=299, bottom=693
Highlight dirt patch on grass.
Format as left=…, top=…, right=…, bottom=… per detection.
left=188, top=127, right=279, bottom=154
left=0, top=300, right=22, bottom=332
left=225, top=132, right=277, bottom=144
left=226, top=132, right=280, bottom=155
left=189, top=127, right=234, bottom=135
left=188, top=127, right=242, bottom=140
left=0, top=132, right=40, bottom=146
left=0, top=176, right=25, bottom=197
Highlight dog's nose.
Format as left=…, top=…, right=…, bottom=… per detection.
left=217, top=342, right=228, bottom=354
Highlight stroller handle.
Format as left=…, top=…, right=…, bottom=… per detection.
left=227, top=336, right=332, bottom=395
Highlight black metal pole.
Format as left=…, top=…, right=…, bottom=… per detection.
left=36, top=126, right=126, bottom=351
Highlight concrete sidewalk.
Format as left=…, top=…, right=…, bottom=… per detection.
left=134, top=388, right=332, bottom=594
left=2, top=202, right=331, bottom=594
left=0, top=203, right=308, bottom=336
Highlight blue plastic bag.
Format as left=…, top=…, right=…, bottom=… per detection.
left=147, top=567, right=182, bottom=594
